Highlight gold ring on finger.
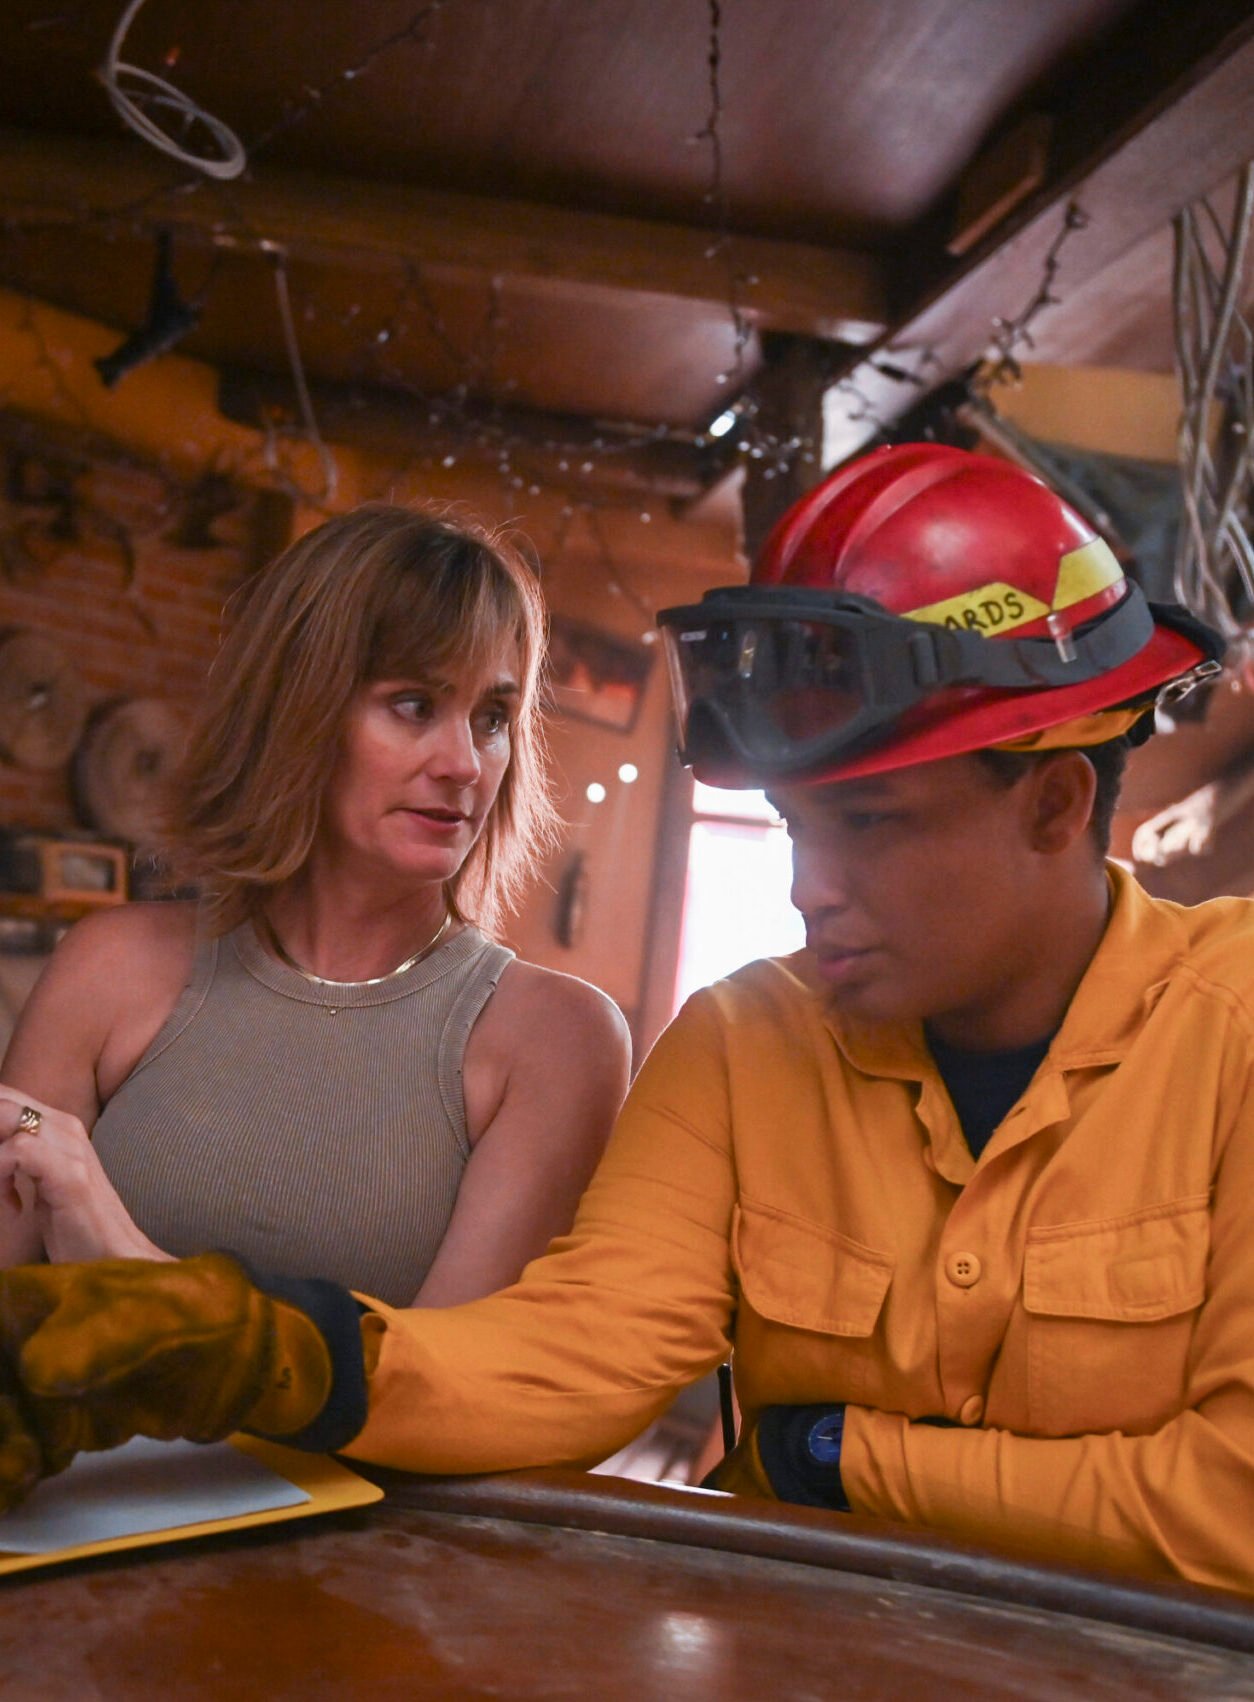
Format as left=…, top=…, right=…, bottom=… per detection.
left=15, top=1106, right=41, bottom=1136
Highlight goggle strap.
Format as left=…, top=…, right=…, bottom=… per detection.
left=661, top=583, right=1155, bottom=696
left=934, top=587, right=1155, bottom=691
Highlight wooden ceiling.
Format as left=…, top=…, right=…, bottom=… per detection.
left=0, top=0, right=1252, bottom=532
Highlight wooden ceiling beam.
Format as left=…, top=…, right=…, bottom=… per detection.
left=0, top=286, right=739, bottom=579
left=215, top=368, right=732, bottom=501
left=823, top=6, right=1254, bottom=463
left=741, top=333, right=838, bottom=562
left=0, top=128, right=885, bottom=347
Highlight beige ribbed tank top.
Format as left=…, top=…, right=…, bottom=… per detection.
left=91, top=920, right=514, bottom=1305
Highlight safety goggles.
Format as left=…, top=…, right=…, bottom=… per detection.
left=656, top=582, right=1206, bottom=780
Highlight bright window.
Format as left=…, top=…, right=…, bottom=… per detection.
left=671, top=784, right=806, bottom=1012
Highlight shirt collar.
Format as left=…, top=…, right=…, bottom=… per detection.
left=1048, top=863, right=1187, bottom=1065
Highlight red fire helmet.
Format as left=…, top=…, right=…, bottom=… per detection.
left=658, top=443, right=1223, bottom=786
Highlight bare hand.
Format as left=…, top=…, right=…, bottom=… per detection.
left=0, top=1088, right=170, bottom=1265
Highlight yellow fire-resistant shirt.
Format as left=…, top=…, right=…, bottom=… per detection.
left=347, top=866, right=1254, bottom=1593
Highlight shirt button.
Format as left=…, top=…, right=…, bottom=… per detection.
left=959, top=1395, right=985, bottom=1426
left=945, top=1250, right=982, bottom=1288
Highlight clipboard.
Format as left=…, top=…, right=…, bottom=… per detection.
left=0, top=1435, right=383, bottom=1579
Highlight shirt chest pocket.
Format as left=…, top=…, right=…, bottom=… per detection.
left=731, top=1201, right=894, bottom=1401
left=1022, top=1197, right=1209, bottom=1436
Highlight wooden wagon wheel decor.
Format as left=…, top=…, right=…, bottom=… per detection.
left=0, top=629, right=88, bottom=772
left=73, top=697, right=188, bottom=847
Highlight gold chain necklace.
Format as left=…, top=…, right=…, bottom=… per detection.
left=258, top=909, right=453, bottom=987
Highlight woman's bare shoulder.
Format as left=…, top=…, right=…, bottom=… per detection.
left=488, top=958, right=631, bottom=1054
left=464, top=955, right=631, bottom=1104
left=53, top=900, right=200, bottom=983
left=3, top=901, right=203, bottom=1113
left=461, top=956, right=631, bottom=1149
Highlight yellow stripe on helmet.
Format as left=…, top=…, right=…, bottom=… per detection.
left=1050, top=537, right=1124, bottom=610
left=904, top=538, right=1126, bottom=638
left=904, top=582, right=1049, bottom=636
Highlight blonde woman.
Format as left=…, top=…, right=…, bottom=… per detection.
left=0, top=505, right=629, bottom=1306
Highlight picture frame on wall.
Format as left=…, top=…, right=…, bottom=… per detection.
left=547, top=616, right=655, bottom=734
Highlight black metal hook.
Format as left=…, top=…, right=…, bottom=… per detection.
left=94, top=228, right=202, bottom=390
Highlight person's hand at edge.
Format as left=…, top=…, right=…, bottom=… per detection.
left=0, top=1088, right=171, bottom=1265
left=0, top=1251, right=369, bottom=1513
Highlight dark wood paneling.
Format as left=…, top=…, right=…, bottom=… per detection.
left=0, top=0, right=1145, bottom=244
left=827, top=9, right=1254, bottom=459
left=0, top=1, right=1247, bottom=469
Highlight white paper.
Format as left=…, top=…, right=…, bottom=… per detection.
left=0, top=1436, right=309, bottom=1554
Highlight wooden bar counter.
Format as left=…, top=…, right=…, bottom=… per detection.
left=2, top=1467, right=1253, bottom=1699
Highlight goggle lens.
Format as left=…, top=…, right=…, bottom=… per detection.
left=663, top=616, right=868, bottom=752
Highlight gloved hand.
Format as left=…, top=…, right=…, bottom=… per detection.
left=709, top=1403, right=852, bottom=1511
left=0, top=1252, right=369, bottom=1512
left=0, top=1355, right=41, bottom=1508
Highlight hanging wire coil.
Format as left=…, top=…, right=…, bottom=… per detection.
left=97, top=0, right=246, bottom=180
left=1172, top=164, right=1254, bottom=650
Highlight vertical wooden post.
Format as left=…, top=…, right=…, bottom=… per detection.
left=740, top=332, right=837, bottom=565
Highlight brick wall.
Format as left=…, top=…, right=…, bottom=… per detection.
left=0, top=455, right=262, bottom=834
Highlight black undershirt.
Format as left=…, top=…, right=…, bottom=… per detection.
left=924, top=1026, right=1055, bottom=1159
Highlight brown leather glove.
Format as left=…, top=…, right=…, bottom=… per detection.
left=0, top=1355, right=42, bottom=1509
left=0, top=1252, right=368, bottom=1512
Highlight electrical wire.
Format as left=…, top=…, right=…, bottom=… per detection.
left=1172, top=164, right=1254, bottom=643
left=267, top=247, right=338, bottom=505
left=97, top=0, right=246, bottom=180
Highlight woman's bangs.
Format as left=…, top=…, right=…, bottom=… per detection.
left=368, top=545, right=527, bottom=685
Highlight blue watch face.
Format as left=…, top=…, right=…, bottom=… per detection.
left=805, top=1410, right=844, bottom=1465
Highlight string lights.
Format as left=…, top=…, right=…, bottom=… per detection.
left=690, top=0, right=752, bottom=391
left=825, top=200, right=1092, bottom=448
left=1, top=7, right=1115, bottom=646
left=979, top=200, right=1091, bottom=392
left=0, top=0, right=839, bottom=634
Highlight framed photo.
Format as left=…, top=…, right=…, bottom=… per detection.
left=547, top=616, right=655, bottom=734
left=0, top=832, right=128, bottom=910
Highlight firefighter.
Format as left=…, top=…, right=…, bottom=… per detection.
left=0, top=445, right=1250, bottom=1594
